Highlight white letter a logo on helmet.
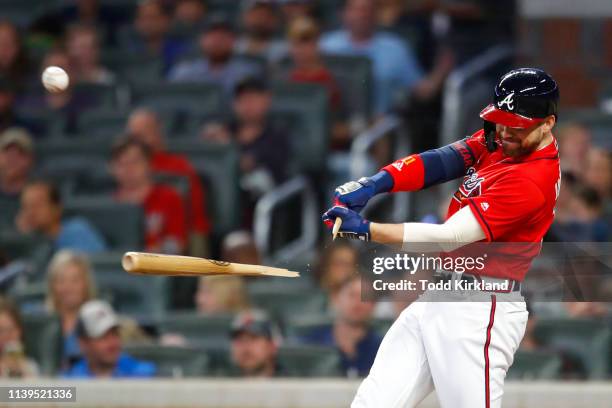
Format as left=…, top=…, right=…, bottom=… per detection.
left=498, top=92, right=515, bottom=111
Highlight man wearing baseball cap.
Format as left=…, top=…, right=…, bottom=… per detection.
left=0, top=128, right=34, bottom=222
left=229, top=309, right=283, bottom=377
left=63, top=300, right=156, bottom=378
left=167, top=13, right=261, bottom=95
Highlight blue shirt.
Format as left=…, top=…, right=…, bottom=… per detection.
left=302, top=325, right=382, bottom=377
left=168, top=57, right=262, bottom=96
left=320, top=31, right=423, bottom=114
left=62, top=353, right=156, bottom=378
left=56, top=217, right=107, bottom=254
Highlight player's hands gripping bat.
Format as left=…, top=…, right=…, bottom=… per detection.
left=322, top=205, right=370, bottom=241
left=333, top=170, right=394, bottom=212
left=334, top=177, right=378, bottom=212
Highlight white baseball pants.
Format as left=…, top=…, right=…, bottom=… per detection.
left=352, top=293, right=528, bottom=408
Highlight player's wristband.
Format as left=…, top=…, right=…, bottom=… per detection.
left=369, top=170, right=394, bottom=194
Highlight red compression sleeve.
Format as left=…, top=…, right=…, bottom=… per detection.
left=382, top=155, right=425, bottom=192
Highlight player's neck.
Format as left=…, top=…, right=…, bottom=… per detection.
left=536, top=132, right=554, bottom=151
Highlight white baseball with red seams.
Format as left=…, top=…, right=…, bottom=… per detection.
left=42, top=66, right=69, bottom=93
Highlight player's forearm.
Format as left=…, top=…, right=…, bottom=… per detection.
left=370, top=222, right=405, bottom=244
left=370, top=206, right=486, bottom=251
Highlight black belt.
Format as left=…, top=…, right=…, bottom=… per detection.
left=436, top=272, right=522, bottom=293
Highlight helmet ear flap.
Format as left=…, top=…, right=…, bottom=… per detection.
left=483, top=120, right=497, bottom=152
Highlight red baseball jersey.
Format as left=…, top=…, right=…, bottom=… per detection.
left=384, top=129, right=560, bottom=281
left=446, top=130, right=560, bottom=280
left=143, top=184, right=187, bottom=254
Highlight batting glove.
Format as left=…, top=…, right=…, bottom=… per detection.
left=322, top=205, right=370, bottom=241
left=333, top=171, right=394, bottom=212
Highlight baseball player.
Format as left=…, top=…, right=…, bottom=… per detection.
left=322, top=68, right=561, bottom=407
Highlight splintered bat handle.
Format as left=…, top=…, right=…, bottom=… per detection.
left=332, top=217, right=342, bottom=241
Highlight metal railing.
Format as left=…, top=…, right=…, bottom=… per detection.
left=349, top=115, right=412, bottom=223
left=253, top=175, right=319, bottom=264
left=440, top=44, right=514, bottom=147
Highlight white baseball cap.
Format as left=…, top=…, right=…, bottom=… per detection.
left=76, top=300, right=120, bottom=339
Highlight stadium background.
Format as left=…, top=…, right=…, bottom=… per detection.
left=0, top=0, right=610, bottom=406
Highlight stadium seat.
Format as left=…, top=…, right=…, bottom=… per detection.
left=123, top=344, right=209, bottom=378
left=0, top=0, right=55, bottom=28
left=100, top=49, right=164, bottom=85
left=155, top=312, right=234, bottom=348
left=0, top=232, right=54, bottom=279
left=506, top=350, right=563, bottom=380
left=63, top=197, right=144, bottom=251
left=73, top=83, right=120, bottom=111
left=130, top=83, right=225, bottom=118
left=284, top=314, right=333, bottom=341
left=168, top=141, right=241, bottom=237
left=21, top=313, right=62, bottom=376
left=277, top=345, right=342, bottom=377
left=0, top=197, right=19, bottom=232
left=322, top=54, right=373, bottom=121
left=8, top=281, right=47, bottom=314
left=271, top=82, right=330, bottom=173
left=248, top=287, right=327, bottom=324
left=76, top=108, right=176, bottom=139
left=534, top=317, right=611, bottom=379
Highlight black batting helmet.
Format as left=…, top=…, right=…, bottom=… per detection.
left=480, top=68, right=559, bottom=129
left=480, top=67, right=559, bottom=151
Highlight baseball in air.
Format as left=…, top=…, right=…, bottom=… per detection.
left=41, top=66, right=69, bottom=93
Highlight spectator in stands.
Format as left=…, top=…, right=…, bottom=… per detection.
left=126, top=108, right=210, bottom=256
left=126, top=0, right=188, bottom=70
left=230, top=310, right=282, bottom=377
left=45, top=250, right=97, bottom=369
left=63, top=300, right=156, bottom=378
left=173, top=0, right=207, bottom=28
left=0, top=297, right=39, bottom=378
left=518, top=301, right=539, bottom=351
left=195, top=276, right=250, bottom=314
left=110, top=138, right=187, bottom=254
left=0, top=78, right=34, bottom=134
left=0, top=21, right=30, bottom=90
left=168, top=14, right=261, bottom=95
left=549, top=183, right=609, bottom=242
left=54, top=0, right=127, bottom=46
left=16, top=180, right=107, bottom=253
left=557, top=123, right=592, bottom=179
left=65, top=24, right=116, bottom=85
left=302, top=274, right=380, bottom=377
left=584, top=148, right=611, bottom=201
left=564, top=302, right=607, bottom=318
left=377, top=1, right=434, bottom=67
left=320, top=0, right=423, bottom=114
left=315, top=241, right=359, bottom=293
left=286, top=17, right=350, bottom=149
left=221, top=230, right=261, bottom=265
left=436, top=0, right=516, bottom=65
left=287, top=17, right=341, bottom=111
left=202, top=78, right=289, bottom=198
left=0, top=128, right=34, bottom=212
left=236, top=0, right=287, bottom=63
left=279, top=0, right=317, bottom=23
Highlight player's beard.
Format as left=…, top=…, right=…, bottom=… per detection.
left=500, top=127, right=543, bottom=158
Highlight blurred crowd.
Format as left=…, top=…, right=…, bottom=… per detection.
left=0, top=0, right=610, bottom=381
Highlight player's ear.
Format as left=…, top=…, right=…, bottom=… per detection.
left=541, top=115, right=556, bottom=133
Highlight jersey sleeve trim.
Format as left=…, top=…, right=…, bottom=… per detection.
left=467, top=199, right=494, bottom=242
